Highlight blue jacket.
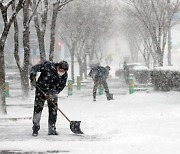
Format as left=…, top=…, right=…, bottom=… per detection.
left=30, top=61, right=68, bottom=95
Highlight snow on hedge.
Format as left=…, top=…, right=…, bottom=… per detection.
left=133, top=66, right=149, bottom=71
left=153, top=66, right=180, bottom=72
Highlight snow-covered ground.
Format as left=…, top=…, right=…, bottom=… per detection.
left=0, top=83, right=180, bottom=153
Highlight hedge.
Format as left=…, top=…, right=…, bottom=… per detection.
left=151, top=67, right=180, bottom=91
left=132, top=70, right=151, bottom=84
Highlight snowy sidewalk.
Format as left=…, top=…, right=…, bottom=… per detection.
left=1, top=89, right=180, bottom=154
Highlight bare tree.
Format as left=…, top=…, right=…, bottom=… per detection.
left=121, top=10, right=155, bottom=67
left=29, top=0, right=74, bottom=63
left=21, top=0, right=30, bottom=97
left=13, top=0, right=41, bottom=99
left=58, top=0, right=113, bottom=80
left=121, top=0, right=180, bottom=66
left=86, top=1, right=113, bottom=65
left=31, top=0, right=48, bottom=62
left=0, top=0, right=25, bottom=114
left=58, top=0, right=88, bottom=81
left=49, top=0, right=74, bottom=61
left=167, top=0, right=180, bottom=66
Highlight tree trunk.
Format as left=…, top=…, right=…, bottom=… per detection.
left=49, top=3, right=59, bottom=61
left=20, top=70, right=30, bottom=99
left=157, top=52, right=164, bottom=66
left=83, top=56, right=87, bottom=79
left=0, top=44, right=6, bottom=114
left=0, top=26, right=10, bottom=114
left=71, top=50, right=75, bottom=82
left=33, top=0, right=48, bottom=62
left=167, top=27, right=172, bottom=66
left=34, top=17, right=46, bottom=62
left=39, top=36, right=46, bottom=62
left=22, top=0, right=30, bottom=98
left=78, top=59, right=83, bottom=80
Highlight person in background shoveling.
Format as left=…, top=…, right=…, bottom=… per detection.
left=88, top=65, right=113, bottom=101
left=30, top=60, right=69, bottom=136
left=123, top=61, right=129, bottom=85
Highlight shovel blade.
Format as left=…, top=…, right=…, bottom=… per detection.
left=70, top=121, right=83, bottom=134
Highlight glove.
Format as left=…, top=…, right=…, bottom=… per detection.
left=30, top=77, right=36, bottom=87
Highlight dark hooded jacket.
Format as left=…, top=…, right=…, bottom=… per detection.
left=89, top=66, right=109, bottom=81
left=30, top=61, right=67, bottom=95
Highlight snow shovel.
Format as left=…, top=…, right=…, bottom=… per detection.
left=35, top=84, right=83, bottom=134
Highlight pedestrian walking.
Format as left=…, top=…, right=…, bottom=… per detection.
left=123, top=61, right=129, bottom=84
left=30, top=60, right=69, bottom=136
left=88, top=65, right=113, bottom=101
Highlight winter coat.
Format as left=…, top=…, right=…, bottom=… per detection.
left=30, top=61, right=68, bottom=95
left=123, top=63, right=129, bottom=76
left=89, top=66, right=109, bottom=81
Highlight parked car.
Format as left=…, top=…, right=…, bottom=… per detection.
left=115, top=63, right=143, bottom=77
left=115, top=63, right=150, bottom=84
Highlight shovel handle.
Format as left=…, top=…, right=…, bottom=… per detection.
left=35, top=85, right=71, bottom=123
left=56, top=107, right=71, bottom=122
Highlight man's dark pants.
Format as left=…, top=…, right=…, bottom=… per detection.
left=32, top=89, right=58, bottom=133
left=93, top=79, right=110, bottom=100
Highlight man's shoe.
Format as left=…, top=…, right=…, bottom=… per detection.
left=32, top=125, right=40, bottom=137
left=32, top=130, right=38, bottom=136
left=107, top=93, right=113, bottom=101
left=48, top=125, right=58, bottom=135
left=48, top=131, right=59, bottom=135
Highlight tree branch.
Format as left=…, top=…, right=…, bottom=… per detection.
left=28, top=0, right=41, bottom=25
